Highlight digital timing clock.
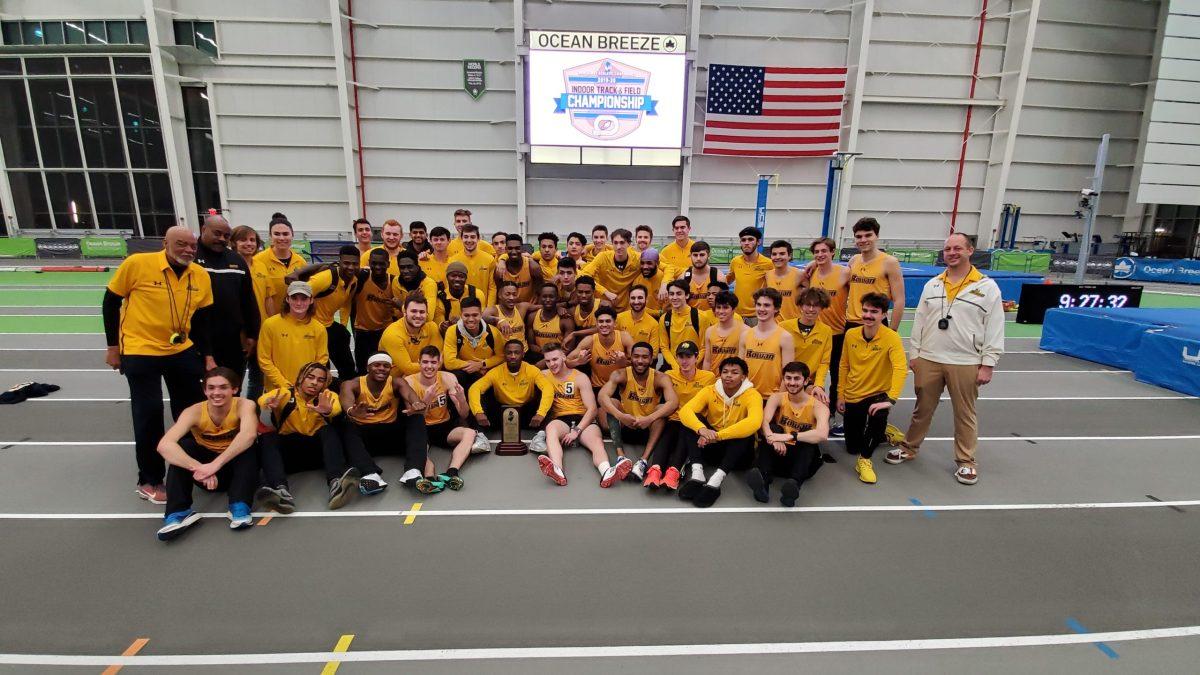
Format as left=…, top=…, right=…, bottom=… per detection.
left=1016, top=283, right=1143, bottom=324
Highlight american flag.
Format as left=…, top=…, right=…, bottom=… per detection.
left=701, top=63, right=847, bottom=157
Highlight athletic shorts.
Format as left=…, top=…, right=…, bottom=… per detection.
left=426, top=421, right=457, bottom=449
left=619, top=426, right=650, bottom=446
left=550, top=414, right=593, bottom=447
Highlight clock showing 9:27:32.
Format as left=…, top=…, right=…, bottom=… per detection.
left=1016, top=283, right=1144, bottom=324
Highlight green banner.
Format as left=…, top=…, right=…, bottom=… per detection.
left=463, top=59, right=486, bottom=100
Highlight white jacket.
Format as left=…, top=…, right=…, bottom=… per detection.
left=909, top=271, right=1005, bottom=367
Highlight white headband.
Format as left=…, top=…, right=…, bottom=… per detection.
left=367, top=353, right=393, bottom=366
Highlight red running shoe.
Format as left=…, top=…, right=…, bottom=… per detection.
left=662, top=466, right=681, bottom=491
left=642, top=464, right=663, bottom=489
left=538, top=454, right=567, bottom=486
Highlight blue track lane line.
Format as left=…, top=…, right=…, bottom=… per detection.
left=1066, top=617, right=1120, bottom=659
left=908, top=497, right=936, bottom=519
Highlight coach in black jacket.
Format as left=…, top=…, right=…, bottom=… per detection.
left=195, top=214, right=261, bottom=379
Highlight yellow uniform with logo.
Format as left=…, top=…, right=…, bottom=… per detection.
left=190, top=398, right=243, bottom=452
left=846, top=253, right=896, bottom=324
left=258, top=388, right=342, bottom=436
left=705, top=322, right=745, bottom=376
left=351, top=377, right=399, bottom=425
left=743, top=326, right=785, bottom=396
left=588, top=331, right=627, bottom=388
left=774, top=395, right=816, bottom=440
left=547, top=369, right=587, bottom=419
left=467, top=362, right=554, bottom=416
left=498, top=259, right=536, bottom=303
left=638, top=270, right=668, bottom=315
left=838, top=325, right=907, bottom=403
left=682, top=267, right=718, bottom=311
left=405, top=374, right=451, bottom=425
left=766, top=267, right=803, bottom=320
left=307, top=268, right=357, bottom=328
left=582, top=249, right=642, bottom=311
left=619, top=367, right=659, bottom=417
left=727, top=253, right=774, bottom=317
left=810, top=265, right=848, bottom=333
left=353, top=274, right=398, bottom=332
left=667, top=368, right=716, bottom=422
left=659, top=239, right=694, bottom=277
left=257, top=313, right=329, bottom=391
left=572, top=303, right=598, bottom=333
left=781, top=319, right=834, bottom=389
left=530, top=311, right=563, bottom=353
left=379, top=320, right=439, bottom=376
left=617, top=310, right=659, bottom=355
left=659, top=306, right=716, bottom=371
left=252, top=249, right=306, bottom=319
left=107, top=251, right=215, bottom=356
left=495, top=306, right=528, bottom=350
left=449, top=249, right=496, bottom=306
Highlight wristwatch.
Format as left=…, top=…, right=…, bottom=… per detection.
left=794, top=432, right=802, bottom=443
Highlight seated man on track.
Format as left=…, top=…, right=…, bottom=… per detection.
left=566, top=306, right=631, bottom=389
left=256, top=362, right=373, bottom=513
left=339, top=352, right=440, bottom=495
left=526, top=282, right=574, bottom=367
left=155, top=367, right=259, bottom=541
left=677, top=356, right=764, bottom=508
left=644, top=341, right=715, bottom=491
left=597, top=341, right=678, bottom=482
left=746, top=361, right=830, bottom=507
left=469, top=339, right=553, bottom=436
left=442, top=296, right=504, bottom=393
left=534, top=342, right=633, bottom=488
left=406, top=346, right=488, bottom=491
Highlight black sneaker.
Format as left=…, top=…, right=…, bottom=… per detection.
left=679, top=478, right=704, bottom=501
left=779, top=479, right=800, bottom=508
left=694, top=484, right=721, bottom=508
left=327, top=467, right=361, bottom=510
left=255, top=485, right=295, bottom=514
left=746, top=468, right=769, bottom=503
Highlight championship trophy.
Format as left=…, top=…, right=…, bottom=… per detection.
left=495, top=406, right=528, bottom=455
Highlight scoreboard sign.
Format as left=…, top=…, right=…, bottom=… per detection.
left=1016, top=283, right=1143, bottom=324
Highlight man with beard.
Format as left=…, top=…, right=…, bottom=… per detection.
left=469, top=339, right=553, bottom=432
left=433, top=262, right=482, bottom=333
left=727, top=227, right=774, bottom=322
left=379, top=295, right=441, bottom=376
left=360, top=219, right=405, bottom=276
left=393, top=250, right=437, bottom=309
left=597, top=342, right=678, bottom=482
left=527, top=283, right=574, bottom=367
left=442, top=296, right=504, bottom=392
left=616, top=285, right=660, bottom=356
left=450, top=223, right=497, bottom=305
left=351, top=248, right=400, bottom=374
left=404, top=221, right=431, bottom=256
left=747, top=361, right=829, bottom=506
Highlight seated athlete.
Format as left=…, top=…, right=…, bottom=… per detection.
left=838, top=292, right=907, bottom=485
left=526, top=282, right=574, bottom=366
left=644, top=341, right=716, bottom=490
left=597, top=341, right=678, bottom=482
left=432, top=261, right=482, bottom=333
left=534, top=342, right=633, bottom=487
left=442, top=296, right=504, bottom=393
left=780, top=287, right=834, bottom=405
left=483, top=280, right=532, bottom=352
left=256, top=362, right=375, bottom=513
left=469, top=339, right=553, bottom=432
left=566, top=306, right=632, bottom=389
left=339, top=352, right=440, bottom=495
left=746, top=361, right=830, bottom=507
left=406, top=346, right=487, bottom=490
left=155, top=367, right=259, bottom=540
left=677, top=356, right=764, bottom=508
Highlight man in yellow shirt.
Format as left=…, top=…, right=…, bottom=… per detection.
left=420, top=226, right=454, bottom=285
left=103, top=226, right=215, bottom=504
left=393, top=250, right=438, bottom=310
left=837, top=292, right=907, bottom=485
left=535, top=232, right=561, bottom=280
left=583, top=225, right=611, bottom=261
left=748, top=361, right=830, bottom=507
left=257, top=281, right=330, bottom=391
left=359, top=219, right=404, bottom=275
left=635, top=248, right=668, bottom=316
left=597, top=342, right=679, bottom=482
left=433, top=262, right=482, bottom=333
left=617, top=285, right=660, bottom=355
left=352, top=217, right=374, bottom=256
left=766, top=240, right=803, bottom=320
left=582, top=228, right=642, bottom=311
left=659, top=215, right=696, bottom=274
left=564, top=232, right=588, bottom=267
left=659, top=280, right=716, bottom=372
left=845, top=217, right=906, bottom=328
left=291, top=245, right=360, bottom=380
left=678, top=356, right=764, bottom=508
left=643, top=341, right=715, bottom=490
left=727, top=227, right=775, bottom=322
left=447, top=208, right=497, bottom=257
left=675, top=241, right=725, bottom=311
left=781, top=288, right=834, bottom=406
left=442, top=296, right=504, bottom=392
left=379, top=294, right=441, bottom=376
left=469, top=339, right=554, bottom=432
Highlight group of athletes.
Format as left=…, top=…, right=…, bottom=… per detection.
left=101, top=208, right=1006, bottom=541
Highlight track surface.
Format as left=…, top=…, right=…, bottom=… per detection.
left=1, top=270, right=1199, bottom=672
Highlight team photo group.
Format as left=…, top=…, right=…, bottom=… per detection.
left=101, top=210, right=1006, bottom=540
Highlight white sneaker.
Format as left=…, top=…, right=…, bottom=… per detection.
left=600, top=457, right=633, bottom=488
left=631, top=458, right=647, bottom=481
left=529, top=430, right=548, bottom=454
left=471, top=430, right=492, bottom=454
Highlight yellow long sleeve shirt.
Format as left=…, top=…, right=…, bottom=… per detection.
left=838, top=324, right=907, bottom=403
left=307, top=268, right=356, bottom=328
left=617, top=309, right=660, bottom=355
left=659, top=239, right=694, bottom=276
left=658, top=306, right=716, bottom=370
left=679, top=381, right=764, bottom=441
left=257, top=313, right=329, bottom=391
left=449, top=249, right=497, bottom=306
left=781, top=318, right=834, bottom=389
left=378, top=320, right=440, bottom=376
left=443, top=323, right=504, bottom=371
left=582, top=249, right=642, bottom=310
left=258, top=388, right=341, bottom=436
left=467, top=362, right=555, bottom=416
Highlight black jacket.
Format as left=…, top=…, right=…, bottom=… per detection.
left=194, top=243, right=261, bottom=336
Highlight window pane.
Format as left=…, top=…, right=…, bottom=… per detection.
left=113, top=57, right=153, bottom=75
left=43, top=22, right=65, bottom=45
left=106, top=21, right=128, bottom=45
left=192, top=172, right=222, bottom=214
left=181, top=87, right=212, bottom=128
left=134, top=172, right=175, bottom=217
left=174, top=21, right=193, bottom=47
left=127, top=21, right=148, bottom=45
left=73, top=79, right=120, bottom=127
left=187, top=129, right=217, bottom=171
left=65, top=21, right=87, bottom=45
left=81, top=127, right=126, bottom=168
left=0, top=58, right=22, bottom=76
left=2, top=22, right=20, bottom=46
left=29, top=79, right=82, bottom=167
left=70, top=57, right=112, bottom=75
left=44, top=171, right=94, bottom=228
left=118, top=80, right=160, bottom=128
left=195, top=22, right=218, bottom=57
left=25, top=58, right=67, bottom=75
left=22, top=22, right=43, bottom=46
left=7, top=172, right=52, bottom=229
left=85, top=21, right=107, bottom=45
left=90, top=172, right=136, bottom=229
left=0, top=81, right=39, bottom=167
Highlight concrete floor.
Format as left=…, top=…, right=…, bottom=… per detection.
left=1, top=318, right=1199, bottom=671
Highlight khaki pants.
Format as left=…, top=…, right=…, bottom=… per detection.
left=901, top=358, right=980, bottom=467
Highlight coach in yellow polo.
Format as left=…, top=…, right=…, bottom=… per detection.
left=104, top=226, right=215, bottom=505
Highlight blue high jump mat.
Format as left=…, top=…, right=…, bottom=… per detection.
left=898, top=264, right=1040, bottom=307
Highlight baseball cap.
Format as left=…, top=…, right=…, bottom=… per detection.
left=286, top=281, right=313, bottom=297
left=676, top=340, right=699, bottom=357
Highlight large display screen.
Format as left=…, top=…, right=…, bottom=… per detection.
left=527, top=31, right=687, bottom=149
left=1015, top=283, right=1143, bottom=324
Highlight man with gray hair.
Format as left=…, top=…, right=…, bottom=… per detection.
left=885, top=233, right=1004, bottom=485
left=195, top=213, right=261, bottom=379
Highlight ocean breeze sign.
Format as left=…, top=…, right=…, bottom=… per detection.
left=1112, top=257, right=1200, bottom=285
left=528, top=31, right=687, bottom=148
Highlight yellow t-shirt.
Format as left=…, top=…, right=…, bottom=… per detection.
left=659, top=239, right=694, bottom=276
left=666, top=368, right=716, bottom=422
left=107, top=251, right=214, bottom=356
left=359, top=246, right=403, bottom=277
left=659, top=306, right=716, bottom=370
left=727, top=253, right=774, bottom=317
left=781, top=319, right=834, bottom=389
left=589, top=331, right=627, bottom=388
left=582, top=249, right=642, bottom=311
left=838, top=324, right=907, bottom=403
left=419, top=252, right=452, bottom=285
left=252, top=248, right=307, bottom=319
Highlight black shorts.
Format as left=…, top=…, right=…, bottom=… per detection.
left=620, top=426, right=650, bottom=446
left=553, top=415, right=584, bottom=428
left=426, top=420, right=457, bottom=448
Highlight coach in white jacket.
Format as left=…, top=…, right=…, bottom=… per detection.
left=885, top=233, right=1004, bottom=485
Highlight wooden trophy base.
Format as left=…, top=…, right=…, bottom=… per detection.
left=496, top=441, right=528, bottom=456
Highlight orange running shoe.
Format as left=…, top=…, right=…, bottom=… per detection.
left=662, top=466, right=681, bottom=490
left=643, top=464, right=663, bottom=489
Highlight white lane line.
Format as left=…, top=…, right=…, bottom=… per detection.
left=2, top=625, right=1199, bottom=665
left=5, top=435, right=1200, bottom=447
left=3, top=499, right=1198, bottom=521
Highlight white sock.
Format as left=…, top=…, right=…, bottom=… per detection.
left=708, top=469, right=726, bottom=488
left=363, top=472, right=387, bottom=486
left=598, top=461, right=611, bottom=476
left=399, top=468, right=421, bottom=484
left=691, top=463, right=705, bottom=481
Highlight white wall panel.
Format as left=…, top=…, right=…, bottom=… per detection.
left=356, top=90, right=515, bottom=120
left=529, top=0, right=685, bottom=33
left=229, top=202, right=349, bottom=231
left=360, top=119, right=515, bottom=152
left=217, top=22, right=334, bottom=57
left=1145, top=142, right=1200, bottom=164
left=364, top=177, right=516, bottom=206
left=363, top=150, right=517, bottom=179
left=217, top=116, right=343, bottom=146
left=225, top=175, right=348, bottom=202
left=221, top=146, right=346, bottom=174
